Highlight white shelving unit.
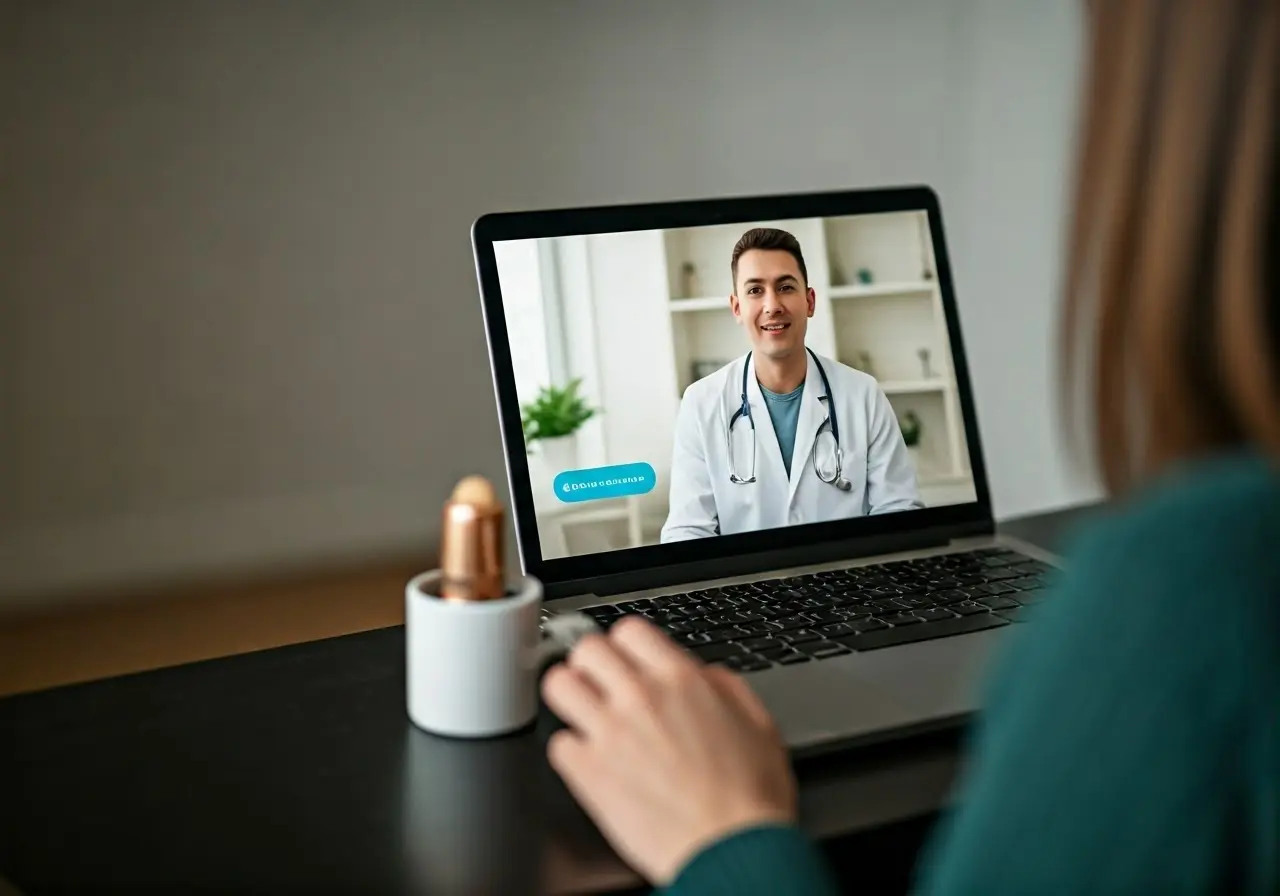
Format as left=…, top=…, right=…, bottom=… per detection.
left=659, top=211, right=974, bottom=505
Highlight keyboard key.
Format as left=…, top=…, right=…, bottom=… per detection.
left=737, top=621, right=784, bottom=637
left=704, top=627, right=750, bottom=644
left=852, top=618, right=888, bottom=633
left=931, top=589, right=968, bottom=604
left=1014, top=590, right=1048, bottom=606
left=976, top=596, right=1020, bottom=611
left=694, top=643, right=747, bottom=662
left=896, top=594, right=935, bottom=609
left=916, top=607, right=958, bottom=622
left=818, top=622, right=857, bottom=637
left=690, top=602, right=725, bottom=616
left=774, top=614, right=814, bottom=631
left=776, top=651, right=810, bottom=665
left=796, top=640, right=852, bottom=659
left=870, top=585, right=909, bottom=597
left=880, top=613, right=922, bottom=627
left=678, top=632, right=715, bottom=647
left=978, top=582, right=1017, bottom=596
left=723, top=654, right=772, bottom=673
left=777, top=629, right=824, bottom=645
left=952, top=602, right=991, bottom=616
left=739, top=637, right=788, bottom=653
left=835, top=612, right=1009, bottom=652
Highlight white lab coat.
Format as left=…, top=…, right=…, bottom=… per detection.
left=660, top=349, right=923, bottom=542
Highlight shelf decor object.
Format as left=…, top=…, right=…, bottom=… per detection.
left=680, top=261, right=702, bottom=299
left=918, top=347, right=935, bottom=379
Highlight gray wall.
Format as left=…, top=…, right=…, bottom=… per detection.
left=0, top=0, right=1097, bottom=609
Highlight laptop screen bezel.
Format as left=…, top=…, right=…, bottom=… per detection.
left=472, top=185, right=995, bottom=600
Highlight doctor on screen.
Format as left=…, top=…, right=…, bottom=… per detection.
left=660, top=227, right=923, bottom=542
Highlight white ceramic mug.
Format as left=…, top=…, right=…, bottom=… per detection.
left=404, top=569, right=545, bottom=739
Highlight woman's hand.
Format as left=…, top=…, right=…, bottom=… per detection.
left=541, top=614, right=798, bottom=886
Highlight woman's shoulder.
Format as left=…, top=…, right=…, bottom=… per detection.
left=1060, top=451, right=1280, bottom=608
left=1017, top=450, right=1280, bottom=703
left=911, top=451, right=1280, bottom=894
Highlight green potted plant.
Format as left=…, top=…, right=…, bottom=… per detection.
left=899, top=410, right=923, bottom=469
left=521, top=379, right=598, bottom=473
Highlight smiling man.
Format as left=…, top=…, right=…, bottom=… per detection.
left=660, top=227, right=922, bottom=542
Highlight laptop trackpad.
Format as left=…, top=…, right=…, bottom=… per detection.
left=751, top=662, right=929, bottom=747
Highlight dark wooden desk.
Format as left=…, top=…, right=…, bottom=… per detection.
left=0, top=504, right=1101, bottom=895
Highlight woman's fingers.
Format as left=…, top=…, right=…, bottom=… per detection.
left=703, top=663, right=779, bottom=734
left=608, top=614, right=703, bottom=679
left=541, top=662, right=605, bottom=730
left=566, top=629, right=647, bottom=707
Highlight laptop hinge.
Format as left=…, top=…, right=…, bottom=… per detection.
left=543, top=519, right=992, bottom=600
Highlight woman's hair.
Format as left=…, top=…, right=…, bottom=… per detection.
left=1063, top=0, right=1280, bottom=494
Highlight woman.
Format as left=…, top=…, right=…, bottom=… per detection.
left=541, top=2, right=1279, bottom=893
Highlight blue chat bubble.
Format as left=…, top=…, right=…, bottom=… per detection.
left=553, top=463, right=657, bottom=504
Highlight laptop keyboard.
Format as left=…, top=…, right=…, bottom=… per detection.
left=575, top=547, right=1053, bottom=674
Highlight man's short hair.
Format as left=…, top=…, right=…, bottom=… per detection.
left=730, top=227, right=809, bottom=289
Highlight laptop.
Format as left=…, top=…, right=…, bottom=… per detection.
left=470, top=185, right=1062, bottom=758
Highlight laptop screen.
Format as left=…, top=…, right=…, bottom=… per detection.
left=489, top=207, right=980, bottom=562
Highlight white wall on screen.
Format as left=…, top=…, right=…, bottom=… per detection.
left=547, top=236, right=608, bottom=474
left=494, top=239, right=550, bottom=408
left=581, top=230, right=681, bottom=518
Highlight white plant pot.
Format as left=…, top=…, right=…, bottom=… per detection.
left=536, top=434, right=579, bottom=475
left=529, top=434, right=579, bottom=507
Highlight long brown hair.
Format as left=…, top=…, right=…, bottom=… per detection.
left=1063, top=0, right=1280, bottom=494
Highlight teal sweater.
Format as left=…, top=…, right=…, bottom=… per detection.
left=663, top=452, right=1280, bottom=894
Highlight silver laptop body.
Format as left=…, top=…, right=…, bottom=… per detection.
left=471, top=186, right=1062, bottom=757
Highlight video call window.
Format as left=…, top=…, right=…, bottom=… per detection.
left=495, top=212, right=976, bottom=560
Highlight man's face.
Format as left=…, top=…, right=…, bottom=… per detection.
left=730, top=248, right=815, bottom=361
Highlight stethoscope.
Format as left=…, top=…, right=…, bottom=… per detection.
left=727, top=347, right=853, bottom=491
